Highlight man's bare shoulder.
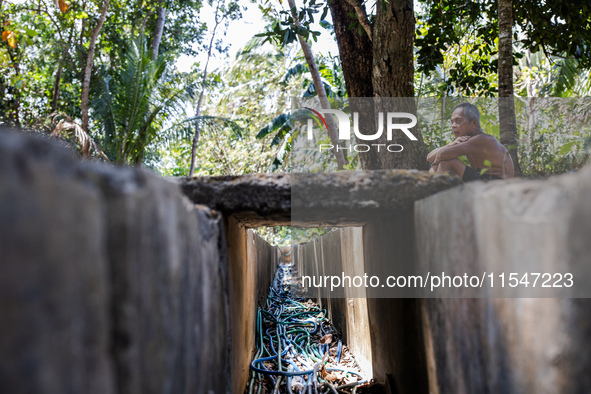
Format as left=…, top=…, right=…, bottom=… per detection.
left=469, top=133, right=503, bottom=147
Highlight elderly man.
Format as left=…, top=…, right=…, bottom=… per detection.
left=427, top=103, right=515, bottom=181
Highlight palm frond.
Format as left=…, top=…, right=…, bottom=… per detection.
left=175, top=115, right=244, bottom=141
left=49, top=112, right=109, bottom=161
left=551, top=58, right=579, bottom=97
left=282, top=63, right=308, bottom=84
left=238, top=35, right=269, bottom=56
left=92, top=72, right=118, bottom=152
left=302, top=80, right=335, bottom=98
left=257, top=113, right=291, bottom=140
left=91, top=34, right=182, bottom=164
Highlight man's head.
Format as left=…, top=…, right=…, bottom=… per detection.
left=451, top=103, right=481, bottom=138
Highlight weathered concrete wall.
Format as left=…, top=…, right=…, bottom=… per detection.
left=0, top=130, right=230, bottom=394
left=363, top=212, right=430, bottom=394
left=181, top=170, right=461, bottom=227
left=320, top=231, right=348, bottom=341
left=0, top=131, right=115, bottom=394
left=415, top=167, right=591, bottom=394
left=226, top=218, right=276, bottom=394
left=340, top=227, right=373, bottom=377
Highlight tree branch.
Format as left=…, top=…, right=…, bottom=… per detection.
left=149, top=1, right=165, bottom=59
left=81, top=0, right=110, bottom=132
left=18, top=5, right=64, bottom=42
left=189, top=0, right=222, bottom=177
left=344, top=0, right=372, bottom=41
left=288, top=0, right=346, bottom=170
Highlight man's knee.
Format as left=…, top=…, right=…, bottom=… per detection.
left=437, top=159, right=459, bottom=171
left=436, top=159, right=465, bottom=175
left=437, top=159, right=454, bottom=171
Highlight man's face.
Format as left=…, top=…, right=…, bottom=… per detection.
left=450, top=108, right=476, bottom=138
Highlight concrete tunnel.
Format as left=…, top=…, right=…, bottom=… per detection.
left=2, top=129, right=591, bottom=394
left=180, top=171, right=461, bottom=393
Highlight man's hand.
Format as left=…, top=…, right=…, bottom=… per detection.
left=431, top=136, right=471, bottom=164
left=427, top=136, right=470, bottom=164
left=449, top=136, right=470, bottom=146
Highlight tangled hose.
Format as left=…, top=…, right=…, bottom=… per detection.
left=248, top=264, right=367, bottom=394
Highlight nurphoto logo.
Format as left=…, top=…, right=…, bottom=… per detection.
left=303, top=107, right=418, bottom=153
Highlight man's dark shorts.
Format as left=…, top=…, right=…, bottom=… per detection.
left=462, top=166, right=503, bottom=182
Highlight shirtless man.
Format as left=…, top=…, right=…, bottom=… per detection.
left=427, top=103, right=515, bottom=181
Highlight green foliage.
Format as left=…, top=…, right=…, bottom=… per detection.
left=92, top=35, right=181, bottom=164
left=515, top=1, right=591, bottom=68
left=155, top=37, right=304, bottom=176
left=255, top=0, right=327, bottom=46
left=254, top=226, right=335, bottom=246
left=256, top=53, right=347, bottom=172
left=415, top=0, right=499, bottom=97
left=257, top=113, right=291, bottom=145
left=515, top=98, right=591, bottom=177
left=3, top=0, right=591, bottom=179
left=416, top=0, right=591, bottom=97
left=0, top=0, right=207, bottom=131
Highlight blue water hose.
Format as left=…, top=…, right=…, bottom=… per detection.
left=335, top=340, right=342, bottom=363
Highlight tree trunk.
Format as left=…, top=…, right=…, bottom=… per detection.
left=370, top=0, right=429, bottom=170
left=51, top=27, right=75, bottom=113
left=7, top=49, right=21, bottom=127
left=150, top=3, right=165, bottom=60
left=51, top=64, right=63, bottom=112
left=498, top=0, right=521, bottom=176
left=327, top=0, right=373, bottom=98
left=288, top=0, right=345, bottom=169
left=328, top=0, right=375, bottom=169
left=81, top=0, right=110, bottom=132
left=329, top=0, right=429, bottom=170
left=524, top=50, right=538, bottom=161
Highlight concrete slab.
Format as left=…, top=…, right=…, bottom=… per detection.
left=180, top=171, right=461, bottom=227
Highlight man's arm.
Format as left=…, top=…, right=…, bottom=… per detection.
left=427, top=137, right=470, bottom=163
left=432, top=136, right=482, bottom=164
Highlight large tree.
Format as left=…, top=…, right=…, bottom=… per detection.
left=328, top=0, right=430, bottom=170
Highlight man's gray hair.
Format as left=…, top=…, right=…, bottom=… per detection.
left=453, top=102, right=480, bottom=123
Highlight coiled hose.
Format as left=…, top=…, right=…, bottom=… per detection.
left=248, top=264, right=367, bottom=393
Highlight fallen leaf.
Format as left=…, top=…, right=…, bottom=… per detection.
left=323, top=372, right=338, bottom=381
left=320, top=334, right=333, bottom=345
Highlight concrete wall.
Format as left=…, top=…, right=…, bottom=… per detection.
left=0, top=130, right=230, bottom=394
left=296, top=224, right=430, bottom=394
left=226, top=219, right=276, bottom=394
left=415, top=167, right=591, bottom=394
left=340, top=227, right=373, bottom=377
left=293, top=167, right=591, bottom=394
left=363, top=213, right=430, bottom=394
